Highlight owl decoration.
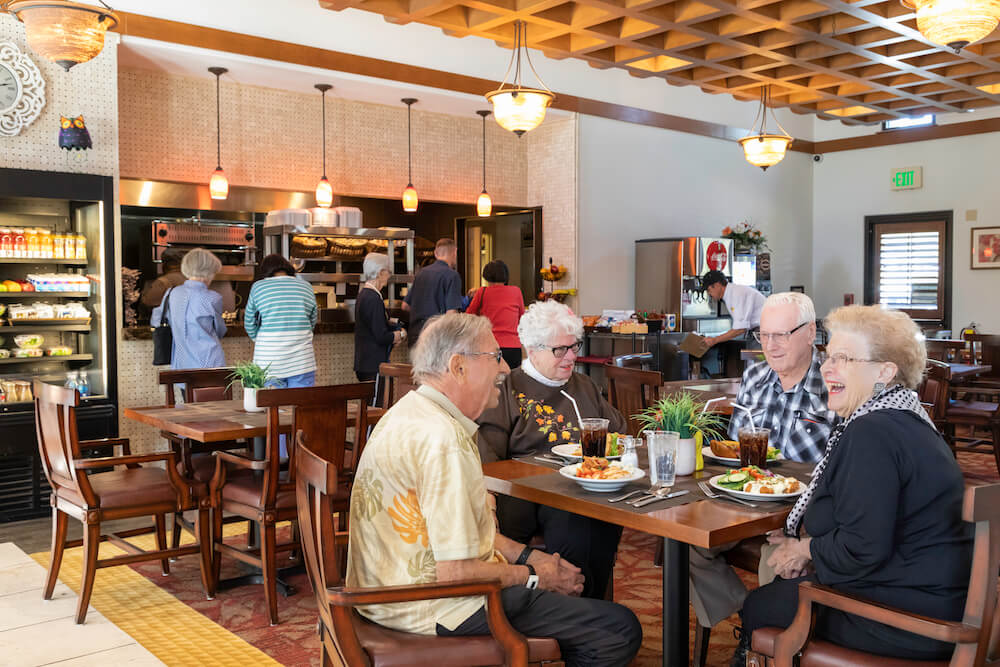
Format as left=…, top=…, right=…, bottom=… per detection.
left=58, top=115, right=92, bottom=151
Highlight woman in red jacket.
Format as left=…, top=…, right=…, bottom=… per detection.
left=467, top=259, right=525, bottom=368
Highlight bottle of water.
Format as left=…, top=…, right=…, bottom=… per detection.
left=77, top=371, right=90, bottom=398
left=65, top=371, right=79, bottom=392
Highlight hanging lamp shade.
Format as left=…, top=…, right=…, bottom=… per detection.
left=739, top=86, right=793, bottom=171
left=902, top=0, right=1000, bottom=50
left=314, top=84, right=334, bottom=208
left=208, top=67, right=229, bottom=200
left=8, top=1, right=119, bottom=71
left=485, top=21, right=554, bottom=137
left=401, top=98, right=419, bottom=213
left=402, top=184, right=419, bottom=212
left=476, top=109, right=493, bottom=217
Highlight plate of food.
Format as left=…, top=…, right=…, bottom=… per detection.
left=552, top=432, right=625, bottom=461
left=558, top=457, right=644, bottom=492
left=709, top=467, right=804, bottom=500
left=703, top=440, right=782, bottom=466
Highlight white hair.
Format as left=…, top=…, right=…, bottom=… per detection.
left=180, top=248, right=222, bottom=281
left=517, top=301, right=583, bottom=350
left=361, top=253, right=390, bottom=282
left=411, top=313, right=494, bottom=384
left=764, top=292, right=815, bottom=327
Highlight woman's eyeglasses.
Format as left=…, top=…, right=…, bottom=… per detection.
left=752, top=321, right=809, bottom=345
left=817, top=352, right=880, bottom=367
left=545, top=341, right=583, bottom=359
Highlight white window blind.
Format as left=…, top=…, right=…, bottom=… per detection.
left=877, top=230, right=941, bottom=310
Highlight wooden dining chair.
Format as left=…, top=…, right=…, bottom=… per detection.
left=747, top=482, right=1000, bottom=667
left=208, top=382, right=374, bottom=625
left=34, top=380, right=211, bottom=624
left=917, top=359, right=953, bottom=432
left=376, top=362, right=417, bottom=408
left=293, top=437, right=564, bottom=667
left=605, top=364, right=663, bottom=436
left=965, top=334, right=1000, bottom=381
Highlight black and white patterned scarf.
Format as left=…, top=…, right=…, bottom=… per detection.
left=783, top=384, right=934, bottom=537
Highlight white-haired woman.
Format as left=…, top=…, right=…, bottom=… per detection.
left=477, top=300, right=627, bottom=599
left=354, top=253, right=405, bottom=382
left=736, top=305, right=972, bottom=664
left=151, top=247, right=226, bottom=370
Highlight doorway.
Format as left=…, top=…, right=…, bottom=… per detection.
left=455, top=208, right=543, bottom=305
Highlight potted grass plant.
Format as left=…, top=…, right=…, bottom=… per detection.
left=634, top=392, right=727, bottom=475
left=228, top=362, right=272, bottom=412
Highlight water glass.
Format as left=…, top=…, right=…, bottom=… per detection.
left=646, top=430, right=679, bottom=490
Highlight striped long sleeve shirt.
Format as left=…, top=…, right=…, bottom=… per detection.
left=244, top=275, right=318, bottom=379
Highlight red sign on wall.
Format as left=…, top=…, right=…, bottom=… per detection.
left=705, top=241, right=728, bottom=272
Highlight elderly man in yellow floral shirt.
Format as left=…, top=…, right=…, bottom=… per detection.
left=347, top=313, right=641, bottom=666
left=478, top=301, right=628, bottom=599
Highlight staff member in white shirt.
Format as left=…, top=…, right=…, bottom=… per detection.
left=701, top=269, right=766, bottom=348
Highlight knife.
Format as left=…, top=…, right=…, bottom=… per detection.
left=633, top=489, right=689, bottom=508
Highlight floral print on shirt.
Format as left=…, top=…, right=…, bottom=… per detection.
left=515, top=392, right=579, bottom=443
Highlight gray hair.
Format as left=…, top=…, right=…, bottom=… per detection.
left=181, top=248, right=222, bottom=281
left=764, top=292, right=816, bottom=327
left=361, top=253, right=390, bottom=282
left=517, top=301, right=583, bottom=350
left=411, top=313, right=494, bottom=384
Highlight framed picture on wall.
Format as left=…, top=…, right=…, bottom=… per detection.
left=971, top=227, right=1000, bottom=269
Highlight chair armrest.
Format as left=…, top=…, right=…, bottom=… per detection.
left=327, top=578, right=502, bottom=606
left=79, top=438, right=132, bottom=456
left=215, top=450, right=268, bottom=471
left=73, top=452, right=174, bottom=470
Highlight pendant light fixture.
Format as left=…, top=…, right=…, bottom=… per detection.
left=485, top=21, right=555, bottom=137
left=738, top=86, right=793, bottom=172
left=901, top=0, right=1000, bottom=51
left=7, top=0, right=119, bottom=71
left=208, top=67, right=229, bottom=200
left=401, top=98, right=418, bottom=213
left=476, top=110, right=493, bottom=217
left=315, top=84, right=334, bottom=208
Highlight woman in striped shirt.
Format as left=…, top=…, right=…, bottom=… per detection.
left=244, top=254, right=318, bottom=389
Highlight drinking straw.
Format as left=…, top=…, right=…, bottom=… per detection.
left=701, top=396, right=728, bottom=414
left=731, top=402, right=756, bottom=430
left=560, top=390, right=585, bottom=428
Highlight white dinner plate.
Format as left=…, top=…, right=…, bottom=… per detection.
left=701, top=447, right=783, bottom=467
left=708, top=474, right=804, bottom=500
left=552, top=443, right=621, bottom=461
left=558, top=464, right=644, bottom=493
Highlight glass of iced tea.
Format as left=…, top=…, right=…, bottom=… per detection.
left=738, top=426, right=770, bottom=469
left=580, top=418, right=610, bottom=457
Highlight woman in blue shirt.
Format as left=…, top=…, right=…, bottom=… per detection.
left=152, top=248, right=226, bottom=370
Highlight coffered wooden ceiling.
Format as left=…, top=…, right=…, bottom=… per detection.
left=318, top=0, right=1000, bottom=125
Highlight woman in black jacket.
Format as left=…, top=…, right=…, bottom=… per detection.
left=354, top=253, right=404, bottom=382
left=737, top=305, right=972, bottom=665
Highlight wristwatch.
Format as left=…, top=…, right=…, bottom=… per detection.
left=524, top=564, right=539, bottom=590
left=515, top=545, right=534, bottom=566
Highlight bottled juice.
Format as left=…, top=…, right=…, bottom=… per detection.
left=0, top=228, right=11, bottom=258
left=52, top=233, right=65, bottom=259
left=39, top=229, right=52, bottom=258
left=74, top=234, right=87, bottom=261
left=12, top=228, right=25, bottom=258
left=25, top=228, right=39, bottom=258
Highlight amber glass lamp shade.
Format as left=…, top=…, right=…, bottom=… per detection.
left=8, top=1, right=119, bottom=71
left=485, top=89, right=554, bottom=137
left=903, top=0, right=1000, bottom=50
left=402, top=184, right=418, bottom=213
left=315, top=177, right=333, bottom=208
left=477, top=191, right=493, bottom=217
left=209, top=167, right=229, bottom=200
left=738, top=135, right=793, bottom=171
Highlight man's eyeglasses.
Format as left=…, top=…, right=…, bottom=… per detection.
left=544, top=341, right=584, bottom=359
left=463, top=350, right=503, bottom=364
left=817, top=352, right=880, bottom=367
left=752, top=322, right=809, bottom=345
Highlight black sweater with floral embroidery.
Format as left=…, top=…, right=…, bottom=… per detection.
left=476, top=369, right=627, bottom=463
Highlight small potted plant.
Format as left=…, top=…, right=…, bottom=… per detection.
left=228, top=362, right=272, bottom=413
left=634, top=393, right=727, bottom=475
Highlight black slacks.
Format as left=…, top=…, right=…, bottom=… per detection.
left=496, top=496, right=622, bottom=599
left=741, top=575, right=955, bottom=661
left=437, top=586, right=641, bottom=667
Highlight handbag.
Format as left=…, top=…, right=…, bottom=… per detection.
left=152, top=288, right=174, bottom=366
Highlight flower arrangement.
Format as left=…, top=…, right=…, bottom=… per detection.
left=722, top=221, right=769, bottom=253
left=633, top=392, right=727, bottom=440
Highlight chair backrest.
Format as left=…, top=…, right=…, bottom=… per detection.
left=957, top=483, right=1000, bottom=666
left=605, top=364, right=663, bottom=436
left=377, top=363, right=416, bottom=408
left=256, top=383, right=375, bottom=506
left=917, top=359, right=951, bottom=424
left=33, top=380, right=87, bottom=500
left=158, top=367, right=233, bottom=406
left=966, top=334, right=1000, bottom=380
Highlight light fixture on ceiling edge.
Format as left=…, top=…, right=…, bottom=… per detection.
left=738, top=85, right=793, bottom=172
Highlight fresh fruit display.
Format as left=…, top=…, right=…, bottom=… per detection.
left=13, top=334, right=43, bottom=348
left=2, top=280, right=21, bottom=292
left=540, top=264, right=568, bottom=282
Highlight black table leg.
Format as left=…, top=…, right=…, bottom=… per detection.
left=662, top=537, right=690, bottom=666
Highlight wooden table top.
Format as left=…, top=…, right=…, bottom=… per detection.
left=483, top=459, right=800, bottom=549
left=123, top=400, right=295, bottom=442
left=949, top=363, right=992, bottom=382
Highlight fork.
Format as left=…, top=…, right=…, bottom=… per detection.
left=697, top=480, right=758, bottom=508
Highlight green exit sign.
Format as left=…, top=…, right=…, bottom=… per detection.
left=890, top=166, right=922, bottom=190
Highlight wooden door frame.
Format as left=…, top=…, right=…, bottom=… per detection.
left=455, top=207, right=544, bottom=299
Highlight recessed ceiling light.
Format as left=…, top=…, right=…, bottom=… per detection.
left=826, top=105, right=877, bottom=117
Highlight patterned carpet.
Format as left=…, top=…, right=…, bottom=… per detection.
left=124, top=451, right=999, bottom=667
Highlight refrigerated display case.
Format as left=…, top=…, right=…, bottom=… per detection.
left=0, top=168, right=117, bottom=522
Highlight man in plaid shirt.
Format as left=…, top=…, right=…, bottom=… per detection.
left=690, top=292, right=842, bottom=650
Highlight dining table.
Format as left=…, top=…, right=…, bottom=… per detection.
left=483, top=456, right=814, bottom=665
left=947, top=363, right=992, bottom=383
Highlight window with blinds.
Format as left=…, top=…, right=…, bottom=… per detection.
left=866, top=217, right=950, bottom=324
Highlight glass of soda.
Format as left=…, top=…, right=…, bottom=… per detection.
left=738, top=426, right=771, bottom=469
left=580, top=418, right=610, bottom=457
left=646, top=430, right=679, bottom=490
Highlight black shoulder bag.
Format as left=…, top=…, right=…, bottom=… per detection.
left=152, top=288, right=174, bottom=366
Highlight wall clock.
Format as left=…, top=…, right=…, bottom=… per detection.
left=0, top=41, right=45, bottom=137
